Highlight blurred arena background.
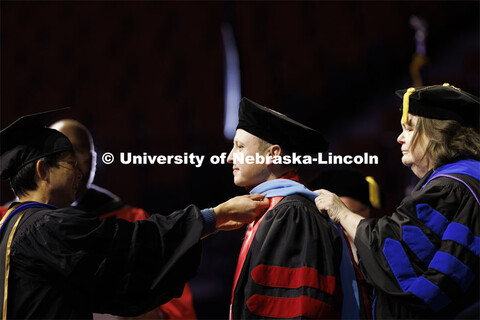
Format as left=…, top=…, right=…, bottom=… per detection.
left=1, top=1, right=478, bottom=318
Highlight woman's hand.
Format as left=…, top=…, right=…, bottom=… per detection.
left=314, top=189, right=365, bottom=240
left=314, top=189, right=350, bottom=223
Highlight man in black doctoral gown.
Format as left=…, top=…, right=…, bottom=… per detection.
left=0, top=109, right=269, bottom=319
left=227, top=98, right=363, bottom=319
left=50, top=118, right=197, bottom=319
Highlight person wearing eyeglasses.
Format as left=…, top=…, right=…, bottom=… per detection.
left=0, top=109, right=269, bottom=319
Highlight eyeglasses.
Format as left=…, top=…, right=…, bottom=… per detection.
left=57, top=160, right=78, bottom=170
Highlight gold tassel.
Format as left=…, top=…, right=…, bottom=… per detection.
left=402, top=87, right=416, bottom=124
left=365, top=176, right=381, bottom=209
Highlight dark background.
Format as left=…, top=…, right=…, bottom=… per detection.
left=1, top=1, right=478, bottom=318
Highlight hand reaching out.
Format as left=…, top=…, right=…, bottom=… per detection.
left=214, top=194, right=269, bottom=230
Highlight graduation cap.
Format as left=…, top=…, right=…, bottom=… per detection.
left=237, top=97, right=328, bottom=154
left=0, top=108, right=73, bottom=180
left=396, top=83, right=480, bottom=129
left=309, top=168, right=383, bottom=209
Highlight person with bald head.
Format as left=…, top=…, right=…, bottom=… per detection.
left=50, top=119, right=96, bottom=200
left=50, top=119, right=196, bottom=319
left=0, top=109, right=269, bottom=319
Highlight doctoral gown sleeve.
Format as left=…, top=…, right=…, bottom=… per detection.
left=354, top=175, right=479, bottom=317
left=234, top=196, right=344, bottom=319
left=13, top=205, right=204, bottom=317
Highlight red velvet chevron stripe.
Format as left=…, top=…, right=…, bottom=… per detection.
left=247, top=294, right=340, bottom=318
left=251, top=264, right=337, bottom=294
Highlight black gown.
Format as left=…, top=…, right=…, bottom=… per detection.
left=231, top=194, right=345, bottom=319
left=355, top=160, right=479, bottom=319
left=73, top=184, right=125, bottom=216
left=1, top=202, right=203, bottom=319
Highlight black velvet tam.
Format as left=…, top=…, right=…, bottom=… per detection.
left=1, top=108, right=73, bottom=179
left=237, top=97, right=328, bottom=154
left=396, top=84, right=479, bottom=129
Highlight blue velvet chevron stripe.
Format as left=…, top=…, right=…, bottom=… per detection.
left=383, top=239, right=416, bottom=291
left=402, top=225, right=436, bottom=266
left=383, top=238, right=451, bottom=312
left=415, top=203, right=449, bottom=238
left=401, top=221, right=478, bottom=291
left=407, top=276, right=451, bottom=312
left=443, top=222, right=480, bottom=257
left=381, top=159, right=480, bottom=312
left=385, top=221, right=478, bottom=310
left=429, top=251, right=475, bottom=292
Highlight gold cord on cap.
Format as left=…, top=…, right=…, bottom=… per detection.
left=402, top=87, right=416, bottom=124
left=365, top=176, right=381, bottom=209
left=443, top=83, right=461, bottom=91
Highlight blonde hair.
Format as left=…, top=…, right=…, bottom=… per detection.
left=411, top=116, right=480, bottom=168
